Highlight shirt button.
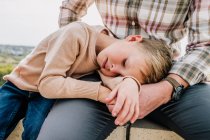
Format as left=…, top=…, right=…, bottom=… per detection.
left=132, top=21, right=135, bottom=26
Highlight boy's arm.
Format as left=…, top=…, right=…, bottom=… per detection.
left=98, top=71, right=141, bottom=91
left=98, top=71, right=124, bottom=90
left=38, top=23, right=101, bottom=101
left=59, top=0, right=94, bottom=27
left=105, top=77, right=140, bottom=125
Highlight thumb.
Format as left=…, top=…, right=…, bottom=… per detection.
left=106, top=104, right=115, bottom=113
left=105, top=85, right=120, bottom=103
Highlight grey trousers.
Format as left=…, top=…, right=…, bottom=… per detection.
left=37, top=74, right=210, bottom=140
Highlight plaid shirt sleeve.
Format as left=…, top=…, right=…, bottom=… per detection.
left=169, top=0, right=210, bottom=85
left=59, top=0, right=94, bottom=27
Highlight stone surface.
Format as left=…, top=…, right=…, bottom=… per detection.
left=7, top=121, right=22, bottom=140
left=130, top=120, right=183, bottom=140
left=106, top=126, right=126, bottom=140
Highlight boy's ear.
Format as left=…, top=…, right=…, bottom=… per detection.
left=125, top=35, right=143, bottom=43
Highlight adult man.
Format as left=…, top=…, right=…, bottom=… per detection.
left=38, top=0, right=210, bottom=139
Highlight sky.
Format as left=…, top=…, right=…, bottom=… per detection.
left=0, top=0, right=103, bottom=46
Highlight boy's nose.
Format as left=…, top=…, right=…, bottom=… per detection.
left=109, top=64, right=115, bottom=71
left=110, top=64, right=120, bottom=73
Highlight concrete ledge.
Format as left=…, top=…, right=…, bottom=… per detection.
left=129, top=120, right=183, bottom=140
left=8, top=119, right=183, bottom=140
left=106, top=126, right=127, bottom=140
left=7, top=121, right=23, bottom=140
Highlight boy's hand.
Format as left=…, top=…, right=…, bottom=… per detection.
left=105, top=78, right=140, bottom=125
left=98, top=85, right=112, bottom=104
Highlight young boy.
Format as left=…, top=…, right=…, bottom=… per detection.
left=0, top=22, right=172, bottom=140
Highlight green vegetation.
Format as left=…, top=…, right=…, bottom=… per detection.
left=0, top=45, right=33, bottom=86
left=0, top=52, right=20, bottom=86
left=0, top=64, right=14, bottom=85
left=0, top=53, right=24, bottom=86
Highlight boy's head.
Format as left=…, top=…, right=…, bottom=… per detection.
left=97, top=35, right=173, bottom=84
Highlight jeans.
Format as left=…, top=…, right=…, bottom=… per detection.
left=37, top=73, right=210, bottom=140
left=0, top=81, right=55, bottom=140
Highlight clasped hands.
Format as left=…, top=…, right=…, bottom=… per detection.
left=99, top=77, right=140, bottom=126
left=98, top=77, right=173, bottom=126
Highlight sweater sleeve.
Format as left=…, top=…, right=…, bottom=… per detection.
left=98, top=71, right=141, bottom=93
left=38, top=22, right=101, bottom=101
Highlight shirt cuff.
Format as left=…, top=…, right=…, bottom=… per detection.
left=169, top=62, right=206, bottom=86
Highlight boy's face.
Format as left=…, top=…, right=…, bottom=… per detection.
left=97, top=39, right=148, bottom=83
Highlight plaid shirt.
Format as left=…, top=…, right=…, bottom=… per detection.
left=59, top=0, right=210, bottom=85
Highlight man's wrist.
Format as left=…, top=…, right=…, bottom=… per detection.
left=167, top=74, right=189, bottom=88
left=160, top=80, right=174, bottom=103
left=163, top=74, right=188, bottom=101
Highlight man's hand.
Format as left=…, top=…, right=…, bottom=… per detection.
left=107, top=74, right=189, bottom=120
left=138, top=80, right=173, bottom=119
left=137, top=73, right=189, bottom=119
left=106, top=80, right=173, bottom=120
left=105, top=78, right=140, bottom=125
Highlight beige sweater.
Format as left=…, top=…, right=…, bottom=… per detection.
left=4, top=22, right=105, bottom=101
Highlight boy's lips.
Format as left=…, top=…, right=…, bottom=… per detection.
left=102, top=58, right=108, bottom=69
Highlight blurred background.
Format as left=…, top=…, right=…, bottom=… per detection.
left=0, top=0, right=103, bottom=46
left=0, top=0, right=103, bottom=85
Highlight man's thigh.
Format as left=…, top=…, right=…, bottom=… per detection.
left=38, top=72, right=117, bottom=140
left=37, top=99, right=116, bottom=140
left=148, top=83, right=210, bottom=140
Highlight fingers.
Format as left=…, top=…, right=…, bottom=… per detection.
left=112, top=94, right=126, bottom=117
left=130, top=104, right=139, bottom=123
left=115, top=101, right=134, bottom=125
left=109, top=98, right=116, bottom=105
left=106, top=104, right=114, bottom=113
left=114, top=99, right=131, bottom=125
left=105, top=85, right=119, bottom=103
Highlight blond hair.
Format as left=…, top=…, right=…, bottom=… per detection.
left=136, top=39, right=173, bottom=84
